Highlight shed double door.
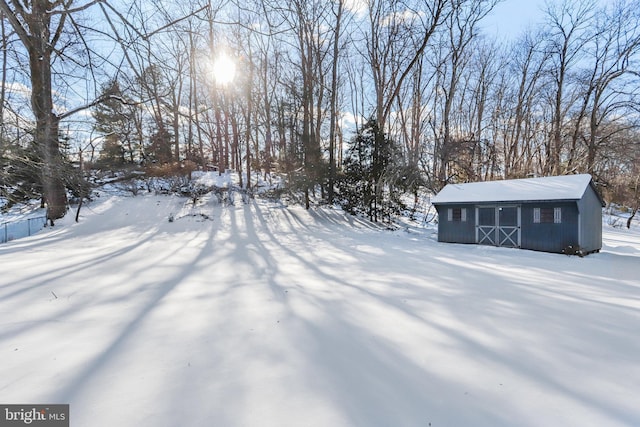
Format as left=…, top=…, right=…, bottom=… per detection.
left=476, top=206, right=521, bottom=247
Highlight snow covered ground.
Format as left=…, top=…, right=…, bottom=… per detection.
left=1, top=189, right=639, bottom=426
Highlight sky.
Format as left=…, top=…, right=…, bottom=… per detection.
left=481, top=0, right=548, bottom=40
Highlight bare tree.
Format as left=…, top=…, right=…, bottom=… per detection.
left=0, top=12, right=8, bottom=144
left=466, top=39, right=501, bottom=180
left=433, top=0, right=499, bottom=186
left=501, top=29, right=549, bottom=178
left=327, top=0, right=345, bottom=204
left=581, top=0, right=640, bottom=175
left=543, top=0, right=595, bottom=175
left=365, top=0, right=449, bottom=131
left=270, top=0, right=333, bottom=208
left=0, top=0, right=106, bottom=221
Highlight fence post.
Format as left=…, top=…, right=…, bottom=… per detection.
left=0, top=215, right=47, bottom=244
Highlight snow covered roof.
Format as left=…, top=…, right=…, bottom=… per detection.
left=432, top=174, right=599, bottom=204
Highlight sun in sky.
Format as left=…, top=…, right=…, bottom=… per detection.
left=212, top=52, right=236, bottom=85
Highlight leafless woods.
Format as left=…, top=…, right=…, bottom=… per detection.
left=1, top=0, right=639, bottom=219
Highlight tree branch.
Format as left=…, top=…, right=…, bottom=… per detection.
left=56, top=94, right=148, bottom=121
left=47, top=0, right=104, bottom=15
left=0, top=0, right=30, bottom=46
left=141, top=4, right=210, bottom=41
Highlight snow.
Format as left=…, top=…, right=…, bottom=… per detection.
left=1, top=189, right=639, bottom=426
left=432, top=174, right=595, bottom=204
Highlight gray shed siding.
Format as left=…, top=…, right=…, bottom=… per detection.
left=432, top=175, right=604, bottom=255
left=436, top=202, right=582, bottom=253
left=520, top=202, right=579, bottom=253
left=577, top=186, right=603, bottom=252
left=435, top=204, right=476, bottom=244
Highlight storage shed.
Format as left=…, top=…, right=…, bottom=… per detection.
left=431, top=174, right=605, bottom=255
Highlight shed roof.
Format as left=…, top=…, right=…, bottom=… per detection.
left=432, top=174, right=601, bottom=205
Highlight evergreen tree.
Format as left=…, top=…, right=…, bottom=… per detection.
left=147, top=128, right=174, bottom=164
left=137, top=65, right=174, bottom=164
left=337, top=120, right=375, bottom=216
left=93, top=79, right=140, bottom=167
left=97, top=135, right=126, bottom=169
left=337, top=118, right=407, bottom=222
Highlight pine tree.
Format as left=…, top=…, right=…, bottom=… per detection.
left=337, top=120, right=375, bottom=217
left=337, top=118, right=407, bottom=222
left=93, top=80, right=140, bottom=167
left=147, top=128, right=174, bottom=164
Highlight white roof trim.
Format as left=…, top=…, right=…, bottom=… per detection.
left=432, top=174, right=594, bottom=204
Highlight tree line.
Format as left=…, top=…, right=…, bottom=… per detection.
left=1, top=0, right=639, bottom=223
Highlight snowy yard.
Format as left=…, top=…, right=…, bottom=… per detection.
left=1, top=191, right=639, bottom=426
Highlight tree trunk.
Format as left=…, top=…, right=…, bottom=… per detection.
left=172, top=91, right=181, bottom=162
left=627, top=207, right=637, bottom=229
left=327, top=0, right=343, bottom=205
left=215, top=107, right=224, bottom=175
left=28, top=16, right=67, bottom=221
left=1, top=15, right=6, bottom=144
left=244, top=43, right=253, bottom=190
